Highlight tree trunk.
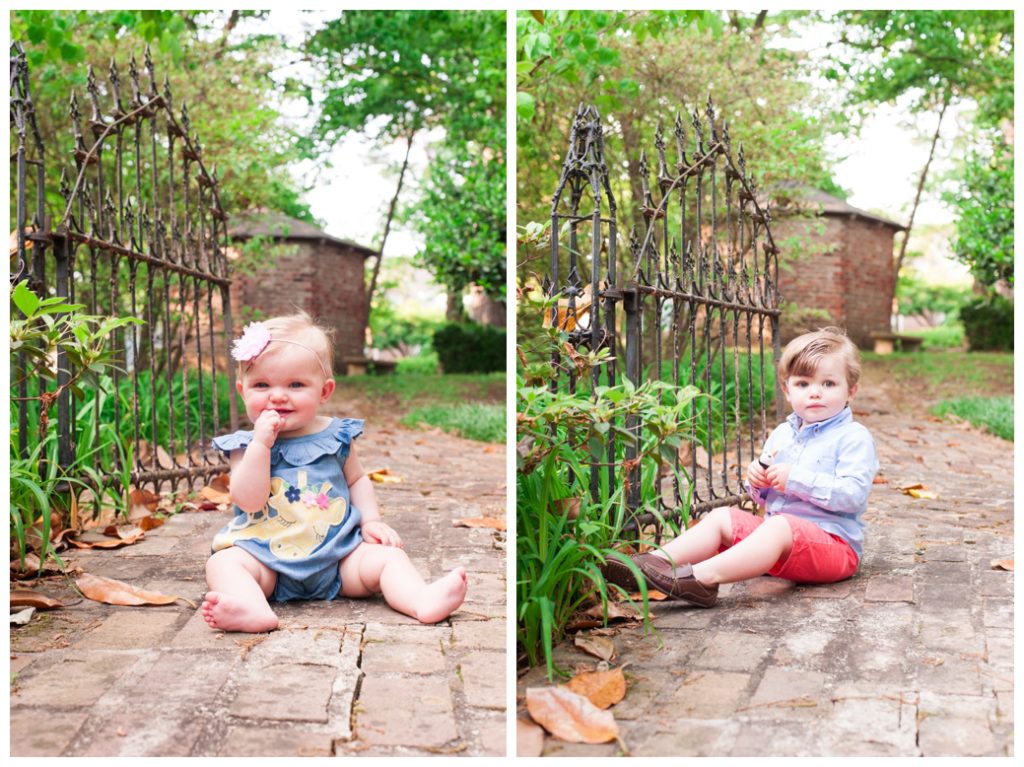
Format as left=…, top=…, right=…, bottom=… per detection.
left=445, top=290, right=465, bottom=322
left=894, top=95, right=949, bottom=281
left=365, top=131, right=416, bottom=335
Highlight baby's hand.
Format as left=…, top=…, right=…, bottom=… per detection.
left=362, top=520, right=404, bottom=549
left=766, top=463, right=792, bottom=492
left=252, top=409, right=284, bottom=448
left=747, top=460, right=771, bottom=488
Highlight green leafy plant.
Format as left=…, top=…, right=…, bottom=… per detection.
left=10, top=281, right=143, bottom=570
left=516, top=321, right=705, bottom=679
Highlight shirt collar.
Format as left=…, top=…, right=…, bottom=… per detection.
left=786, top=405, right=853, bottom=434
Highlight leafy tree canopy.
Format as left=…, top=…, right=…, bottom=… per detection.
left=516, top=9, right=845, bottom=276
left=945, top=137, right=1014, bottom=287
left=10, top=9, right=314, bottom=226
left=304, top=10, right=506, bottom=301
left=825, top=10, right=1013, bottom=125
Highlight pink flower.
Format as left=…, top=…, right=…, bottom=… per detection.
left=300, top=491, right=318, bottom=506
left=316, top=493, right=330, bottom=509
left=231, top=322, right=271, bottom=362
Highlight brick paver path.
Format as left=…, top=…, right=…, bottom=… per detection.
left=518, top=365, right=1013, bottom=757
left=10, top=416, right=507, bottom=757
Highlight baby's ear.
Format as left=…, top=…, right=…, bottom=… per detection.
left=320, top=377, right=336, bottom=402
left=848, top=383, right=859, bottom=400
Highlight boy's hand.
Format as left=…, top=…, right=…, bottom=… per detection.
left=362, top=520, right=404, bottom=549
left=252, top=409, right=284, bottom=448
left=747, top=460, right=771, bottom=488
left=766, top=463, right=792, bottom=491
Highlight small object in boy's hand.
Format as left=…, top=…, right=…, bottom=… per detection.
left=757, top=450, right=775, bottom=469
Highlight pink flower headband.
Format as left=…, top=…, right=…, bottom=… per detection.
left=231, top=322, right=332, bottom=378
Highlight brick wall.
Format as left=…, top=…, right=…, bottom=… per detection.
left=774, top=214, right=896, bottom=348
left=230, top=240, right=367, bottom=373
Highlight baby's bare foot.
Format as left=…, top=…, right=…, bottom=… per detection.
left=201, top=591, right=279, bottom=633
left=415, top=566, right=468, bottom=624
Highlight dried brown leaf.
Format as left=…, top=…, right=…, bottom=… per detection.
left=573, top=634, right=616, bottom=662
left=452, top=516, right=507, bottom=531
left=525, top=686, right=619, bottom=744
left=517, top=716, right=545, bottom=757
left=367, top=467, right=403, bottom=483
left=565, top=667, right=627, bottom=709
left=75, top=573, right=190, bottom=607
left=199, top=474, right=232, bottom=505
left=9, top=589, right=64, bottom=610
left=990, top=558, right=1013, bottom=571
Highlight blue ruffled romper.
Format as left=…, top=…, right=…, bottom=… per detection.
left=210, top=417, right=365, bottom=601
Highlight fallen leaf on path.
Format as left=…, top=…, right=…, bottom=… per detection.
left=67, top=526, right=146, bottom=549
left=199, top=474, right=232, bottom=505
left=9, top=590, right=64, bottom=610
left=128, top=487, right=161, bottom=517
left=990, top=558, right=1013, bottom=571
left=137, top=515, right=166, bottom=532
left=525, top=686, right=619, bottom=744
left=367, top=467, right=403, bottom=483
left=898, top=482, right=939, bottom=499
left=75, top=573, right=194, bottom=608
left=452, top=516, right=507, bottom=531
left=566, top=667, right=627, bottom=709
left=573, top=634, right=616, bottom=662
left=10, top=607, right=35, bottom=625
left=517, top=717, right=546, bottom=757
left=10, top=553, right=65, bottom=579
left=582, top=601, right=641, bottom=622
left=872, top=476, right=889, bottom=484
left=628, top=589, right=669, bottom=601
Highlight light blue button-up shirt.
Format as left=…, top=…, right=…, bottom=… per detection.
left=747, top=406, right=879, bottom=559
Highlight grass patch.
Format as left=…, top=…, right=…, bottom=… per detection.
left=901, top=324, right=964, bottom=350
left=402, top=403, right=505, bottom=443
left=862, top=351, right=1012, bottom=401
left=930, top=396, right=1013, bottom=441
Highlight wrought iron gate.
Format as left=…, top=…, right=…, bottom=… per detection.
left=10, top=42, right=237, bottom=510
left=545, top=102, right=782, bottom=534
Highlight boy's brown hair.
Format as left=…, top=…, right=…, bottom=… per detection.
left=778, top=326, right=861, bottom=389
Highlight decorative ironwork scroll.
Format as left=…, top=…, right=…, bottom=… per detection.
left=10, top=41, right=237, bottom=510
left=546, top=102, right=782, bottom=536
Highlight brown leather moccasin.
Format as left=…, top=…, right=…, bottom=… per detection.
left=636, top=559, right=719, bottom=608
left=601, top=551, right=669, bottom=594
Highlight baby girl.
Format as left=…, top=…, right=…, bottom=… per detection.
left=201, top=313, right=468, bottom=632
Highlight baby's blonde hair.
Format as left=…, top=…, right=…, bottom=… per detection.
left=238, top=311, right=335, bottom=379
left=778, top=326, right=861, bottom=389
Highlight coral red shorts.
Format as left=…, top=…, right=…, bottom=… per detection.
left=724, top=507, right=859, bottom=583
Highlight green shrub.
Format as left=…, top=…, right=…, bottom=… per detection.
left=433, top=322, right=505, bottom=374
left=960, top=295, right=1013, bottom=351
left=396, top=350, right=440, bottom=375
